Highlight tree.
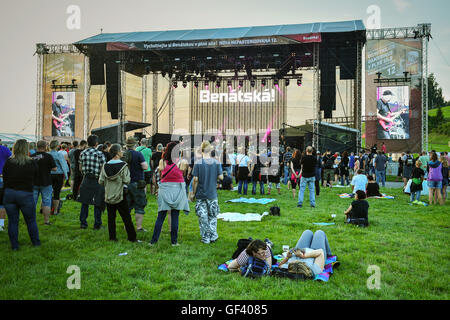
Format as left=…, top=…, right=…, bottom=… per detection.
left=427, top=73, right=446, bottom=109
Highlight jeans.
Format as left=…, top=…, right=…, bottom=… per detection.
left=126, top=182, right=147, bottom=214
left=340, top=175, right=350, bottom=186
left=252, top=176, right=264, bottom=195
left=238, top=179, right=248, bottom=195
left=298, top=177, right=316, bottom=207
left=106, top=199, right=136, bottom=242
left=375, top=170, right=385, bottom=187
left=410, top=191, right=421, bottom=202
left=33, top=185, right=53, bottom=208
left=283, top=166, right=290, bottom=185
left=150, top=210, right=180, bottom=245
left=3, top=188, right=40, bottom=250
left=295, top=230, right=333, bottom=258
left=80, top=203, right=103, bottom=228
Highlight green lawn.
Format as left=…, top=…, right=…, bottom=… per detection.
left=428, top=106, right=450, bottom=119
left=0, top=184, right=449, bottom=300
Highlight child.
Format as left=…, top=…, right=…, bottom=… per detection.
left=344, top=190, right=369, bottom=227
left=366, top=175, right=382, bottom=197
left=410, top=160, right=425, bottom=203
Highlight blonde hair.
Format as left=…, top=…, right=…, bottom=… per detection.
left=11, top=139, right=30, bottom=166
left=440, top=155, right=448, bottom=168
left=416, top=159, right=422, bottom=167
left=201, top=141, right=212, bottom=153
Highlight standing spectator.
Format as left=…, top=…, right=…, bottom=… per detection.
left=427, top=152, right=444, bottom=205
left=340, top=152, right=350, bottom=186
left=58, top=143, right=70, bottom=187
left=402, top=151, right=415, bottom=188
left=49, top=140, right=69, bottom=216
left=315, top=150, right=322, bottom=196
left=31, top=141, right=57, bottom=225
left=191, top=141, right=223, bottom=244
left=69, top=141, right=79, bottom=187
left=354, top=155, right=360, bottom=173
left=267, top=146, right=281, bottom=195
left=72, top=140, right=87, bottom=200
left=150, top=141, right=190, bottom=246
left=236, top=147, right=250, bottom=195
left=78, top=135, right=106, bottom=229
left=0, top=142, right=12, bottom=231
left=290, top=150, right=302, bottom=198
left=124, top=137, right=148, bottom=232
left=374, top=151, right=387, bottom=187
left=297, top=146, right=317, bottom=208
left=439, top=154, right=449, bottom=203
left=2, top=139, right=40, bottom=250
left=362, top=150, right=370, bottom=176
left=322, top=150, right=334, bottom=188
left=381, top=142, right=387, bottom=154
left=410, top=160, right=425, bottom=203
left=398, top=152, right=405, bottom=182
left=98, top=144, right=137, bottom=242
left=221, top=143, right=232, bottom=178
left=418, top=152, right=430, bottom=178
left=349, top=152, right=355, bottom=180
left=136, top=138, right=153, bottom=194
left=249, top=150, right=264, bottom=195
left=29, top=142, right=37, bottom=157
left=283, top=147, right=293, bottom=185
left=151, top=143, right=164, bottom=195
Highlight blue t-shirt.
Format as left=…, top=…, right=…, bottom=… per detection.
left=0, top=145, right=12, bottom=175
left=349, top=155, right=355, bottom=169
left=192, top=158, right=223, bottom=200
left=129, top=150, right=146, bottom=183
left=351, top=174, right=368, bottom=193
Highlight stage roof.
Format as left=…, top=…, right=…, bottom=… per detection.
left=76, top=20, right=365, bottom=46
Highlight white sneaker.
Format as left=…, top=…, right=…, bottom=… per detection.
left=0, top=226, right=4, bottom=232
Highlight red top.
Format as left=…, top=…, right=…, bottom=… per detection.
left=160, top=161, right=184, bottom=183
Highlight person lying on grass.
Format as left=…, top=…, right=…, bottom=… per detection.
left=228, top=239, right=272, bottom=272
left=276, top=230, right=334, bottom=278
left=344, top=190, right=369, bottom=227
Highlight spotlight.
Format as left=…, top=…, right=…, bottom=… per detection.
left=274, top=79, right=279, bottom=86
left=161, top=71, right=166, bottom=77
left=297, top=79, right=302, bottom=86
left=261, top=79, right=266, bottom=87
left=182, top=80, right=187, bottom=88
left=239, top=80, right=243, bottom=88
left=194, top=81, right=199, bottom=88
left=205, top=81, right=209, bottom=90
left=216, top=80, right=221, bottom=88
left=227, top=80, right=232, bottom=88
left=250, top=80, right=256, bottom=87
left=172, top=80, right=178, bottom=88
left=286, top=79, right=290, bottom=86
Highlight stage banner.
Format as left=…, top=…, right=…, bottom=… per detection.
left=365, top=38, right=423, bottom=153
left=51, top=92, right=76, bottom=137
left=376, top=86, right=410, bottom=140
left=106, top=34, right=321, bottom=51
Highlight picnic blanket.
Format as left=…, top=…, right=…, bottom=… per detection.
left=217, top=212, right=269, bottom=222
left=225, top=198, right=276, bottom=205
left=339, top=193, right=394, bottom=199
left=312, top=222, right=335, bottom=226
left=218, top=255, right=338, bottom=282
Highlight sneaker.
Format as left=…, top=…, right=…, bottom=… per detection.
left=93, top=225, right=103, bottom=230
left=148, top=242, right=155, bottom=247
left=44, top=222, right=52, bottom=225
left=80, top=224, right=88, bottom=229
left=210, top=238, right=219, bottom=243
left=137, top=228, right=148, bottom=232
left=0, top=226, right=4, bottom=232
left=171, top=243, right=180, bottom=247
left=264, top=238, right=274, bottom=248
left=297, top=204, right=302, bottom=208
left=311, top=205, right=316, bottom=208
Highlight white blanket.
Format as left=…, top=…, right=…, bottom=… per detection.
left=217, top=212, right=269, bottom=222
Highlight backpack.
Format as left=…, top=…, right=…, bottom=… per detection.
left=405, top=155, right=414, bottom=167
left=231, top=238, right=252, bottom=260
left=428, top=163, right=443, bottom=181
left=325, top=156, right=334, bottom=169
left=269, top=206, right=280, bottom=216
left=121, top=150, right=133, bottom=168
left=271, top=267, right=307, bottom=280
left=240, top=256, right=270, bottom=278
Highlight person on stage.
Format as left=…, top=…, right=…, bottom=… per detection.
left=52, top=95, right=73, bottom=137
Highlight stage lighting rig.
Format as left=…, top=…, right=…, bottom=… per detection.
left=250, top=80, right=256, bottom=87
left=285, top=79, right=290, bottom=86
left=261, top=79, right=266, bottom=87
left=172, top=80, right=178, bottom=88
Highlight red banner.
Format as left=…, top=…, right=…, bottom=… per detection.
left=282, top=33, right=322, bottom=43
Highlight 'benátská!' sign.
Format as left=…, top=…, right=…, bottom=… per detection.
left=199, top=89, right=276, bottom=103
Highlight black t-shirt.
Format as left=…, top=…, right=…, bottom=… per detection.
left=290, top=158, right=301, bottom=172
left=377, top=99, right=391, bottom=117
left=412, top=167, right=425, bottom=179
left=350, top=199, right=369, bottom=220
left=3, top=159, right=39, bottom=192
left=301, top=155, right=317, bottom=178
left=151, top=151, right=162, bottom=170
left=323, top=154, right=334, bottom=169
left=221, top=175, right=232, bottom=189
left=31, top=152, right=56, bottom=186
left=73, top=149, right=83, bottom=175
left=366, top=182, right=381, bottom=197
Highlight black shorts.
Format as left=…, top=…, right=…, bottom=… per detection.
left=51, top=174, right=64, bottom=200
left=144, top=171, right=153, bottom=184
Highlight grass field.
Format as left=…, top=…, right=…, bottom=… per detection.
left=0, top=183, right=449, bottom=300
left=428, top=106, right=450, bottom=119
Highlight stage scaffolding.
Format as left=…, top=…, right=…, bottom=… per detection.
left=366, top=24, right=431, bottom=152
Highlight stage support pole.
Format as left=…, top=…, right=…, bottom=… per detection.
left=152, top=73, right=158, bottom=136
left=83, top=55, right=90, bottom=140
left=169, top=83, right=174, bottom=134
left=142, top=74, right=147, bottom=133
left=35, top=48, right=44, bottom=141
left=353, top=40, right=363, bottom=153
left=118, top=53, right=126, bottom=144
left=313, top=43, right=320, bottom=150
left=420, top=24, right=431, bottom=152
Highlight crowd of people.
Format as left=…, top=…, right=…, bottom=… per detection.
left=0, top=137, right=448, bottom=260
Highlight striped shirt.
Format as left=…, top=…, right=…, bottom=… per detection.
left=236, top=248, right=271, bottom=266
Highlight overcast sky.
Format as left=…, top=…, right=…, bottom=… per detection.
left=0, top=0, right=448, bottom=135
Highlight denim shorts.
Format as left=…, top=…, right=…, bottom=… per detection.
left=33, top=185, right=53, bottom=208
left=427, top=180, right=442, bottom=189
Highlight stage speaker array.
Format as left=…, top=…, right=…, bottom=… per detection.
left=106, top=60, right=120, bottom=119
left=89, top=55, right=105, bottom=85
left=339, top=46, right=357, bottom=80
left=320, top=46, right=336, bottom=119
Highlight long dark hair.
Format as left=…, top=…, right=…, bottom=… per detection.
left=245, top=240, right=267, bottom=256
left=162, top=141, right=178, bottom=165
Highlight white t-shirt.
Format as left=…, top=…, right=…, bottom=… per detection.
left=351, top=174, right=368, bottom=193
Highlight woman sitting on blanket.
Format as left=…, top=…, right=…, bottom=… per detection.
left=277, top=230, right=335, bottom=278
left=228, top=239, right=272, bottom=272
left=344, top=190, right=369, bottom=227
left=366, top=175, right=381, bottom=197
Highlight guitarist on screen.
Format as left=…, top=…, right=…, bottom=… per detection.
left=52, top=95, right=73, bottom=136
left=376, top=90, right=407, bottom=139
